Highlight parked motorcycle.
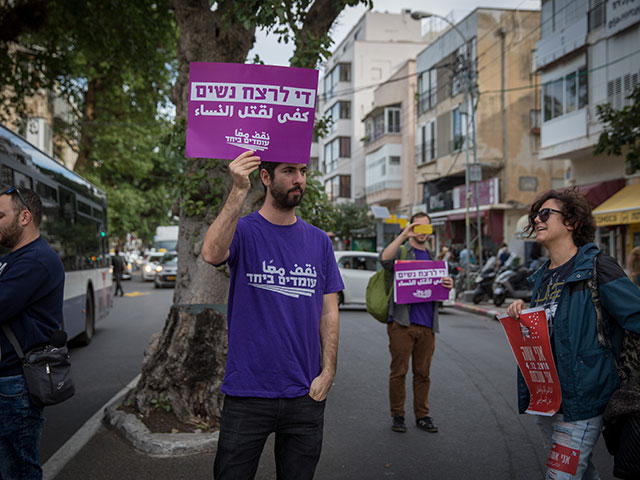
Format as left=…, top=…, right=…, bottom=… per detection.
left=472, top=256, right=497, bottom=304
left=493, top=264, right=532, bottom=307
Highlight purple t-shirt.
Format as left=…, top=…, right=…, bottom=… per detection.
left=408, top=249, right=434, bottom=328
left=222, top=212, right=344, bottom=398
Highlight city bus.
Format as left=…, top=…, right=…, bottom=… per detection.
left=0, top=124, right=112, bottom=345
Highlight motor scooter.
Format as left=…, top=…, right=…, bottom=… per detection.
left=472, top=256, right=497, bottom=304
left=493, top=264, right=532, bottom=307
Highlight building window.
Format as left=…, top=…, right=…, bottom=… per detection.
left=324, top=63, right=350, bottom=101
left=418, top=120, right=437, bottom=164
left=328, top=100, right=351, bottom=132
left=339, top=136, right=351, bottom=158
left=387, top=108, right=400, bottom=133
left=389, top=156, right=400, bottom=165
left=608, top=70, right=639, bottom=110
left=325, top=175, right=351, bottom=201
left=418, top=69, right=438, bottom=114
left=541, top=0, right=589, bottom=39
left=543, top=66, right=587, bottom=122
left=450, top=108, right=465, bottom=152
left=365, top=105, right=402, bottom=142
left=588, top=0, right=605, bottom=31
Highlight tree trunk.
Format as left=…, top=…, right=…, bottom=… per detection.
left=74, top=76, right=101, bottom=173
left=125, top=0, right=260, bottom=427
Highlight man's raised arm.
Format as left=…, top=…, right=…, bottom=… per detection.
left=201, top=150, right=261, bottom=265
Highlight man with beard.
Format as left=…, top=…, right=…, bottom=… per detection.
left=380, top=212, right=453, bottom=434
left=0, top=187, right=64, bottom=479
left=202, top=151, right=343, bottom=480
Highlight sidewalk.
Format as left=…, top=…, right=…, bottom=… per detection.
left=43, top=299, right=508, bottom=480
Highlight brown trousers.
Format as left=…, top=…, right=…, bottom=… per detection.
left=387, top=321, right=435, bottom=419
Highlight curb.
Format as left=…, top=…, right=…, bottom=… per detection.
left=103, top=385, right=219, bottom=457
left=42, top=375, right=141, bottom=480
left=453, top=302, right=502, bottom=321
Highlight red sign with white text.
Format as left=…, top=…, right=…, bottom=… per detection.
left=497, top=307, right=562, bottom=416
left=546, top=443, right=580, bottom=475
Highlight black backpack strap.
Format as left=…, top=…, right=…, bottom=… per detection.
left=587, top=254, right=618, bottom=364
left=1, top=324, right=26, bottom=360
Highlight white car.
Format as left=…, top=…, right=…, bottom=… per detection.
left=140, top=252, right=166, bottom=281
left=334, top=251, right=381, bottom=307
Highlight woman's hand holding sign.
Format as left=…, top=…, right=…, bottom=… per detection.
left=507, top=299, right=525, bottom=320
left=229, top=150, right=261, bottom=192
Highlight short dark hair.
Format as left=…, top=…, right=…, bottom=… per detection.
left=9, top=188, right=43, bottom=226
left=259, top=161, right=282, bottom=192
left=410, top=211, right=431, bottom=223
left=524, top=187, right=596, bottom=246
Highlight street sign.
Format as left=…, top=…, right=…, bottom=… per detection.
left=370, top=205, right=391, bottom=219
left=469, top=164, right=482, bottom=182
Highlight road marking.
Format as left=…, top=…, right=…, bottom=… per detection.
left=124, top=291, right=151, bottom=297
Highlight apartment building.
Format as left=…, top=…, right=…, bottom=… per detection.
left=317, top=11, right=430, bottom=204
left=362, top=59, right=418, bottom=213
left=536, top=0, right=640, bottom=264
left=415, top=8, right=567, bottom=259
left=3, top=91, right=78, bottom=170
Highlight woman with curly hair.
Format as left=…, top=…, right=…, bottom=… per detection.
left=507, top=187, right=640, bottom=479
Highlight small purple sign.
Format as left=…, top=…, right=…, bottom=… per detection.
left=186, top=62, right=318, bottom=164
left=393, top=260, right=450, bottom=304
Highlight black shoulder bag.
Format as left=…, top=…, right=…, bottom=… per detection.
left=587, top=254, right=640, bottom=479
left=1, top=324, right=75, bottom=407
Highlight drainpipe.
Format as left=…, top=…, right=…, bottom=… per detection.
left=499, top=27, right=507, bottom=205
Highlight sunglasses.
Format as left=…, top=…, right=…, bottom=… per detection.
left=0, top=186, right=32, bottom=213
left=530, top=207, right=562, bottom=225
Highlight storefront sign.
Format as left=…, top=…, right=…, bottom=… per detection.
left=452, top=178, right=500, bottom=209
left=594, top=207, right=640, bottom=226
left=393, top=260, right=450, bottom=304
left=497, top=308, right=562, bottom=416
left=186, top=62, right=318, bottom=163
left=607, top=0, right=640, bottom=36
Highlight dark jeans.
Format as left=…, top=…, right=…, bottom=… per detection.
left=213, top=395, right=326, bottom=480
left=0, top=375, right=45, bottom=480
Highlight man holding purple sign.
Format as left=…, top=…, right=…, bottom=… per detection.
left=202, top=150, right=343, bottom=480
left=380, top=212, right=453, bottom=434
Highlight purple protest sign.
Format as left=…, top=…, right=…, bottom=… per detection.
left=185, top=62, right=318, bottom=164
left=393, top=260, right=450, bottom=304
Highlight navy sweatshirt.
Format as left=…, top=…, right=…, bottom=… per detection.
left=0, top=236, right=65, bottom=377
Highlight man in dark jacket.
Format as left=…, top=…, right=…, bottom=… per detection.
left=507, top=188, right=640, bottom=479
left=380, top=212, right=453, bottom=434
left=0, top=187, right=65, bottom=479
left=111, top=248, right=125, bottom=297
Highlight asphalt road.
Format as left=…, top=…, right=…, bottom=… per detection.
left=255, top=307, right=616, bottom=480
left=40, top=275, right=173, bottom=463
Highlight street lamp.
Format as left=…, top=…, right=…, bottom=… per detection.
left=408, top=10, right=481, bottom=290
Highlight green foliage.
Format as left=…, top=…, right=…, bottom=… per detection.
left=150, top=395, right=172, bottom=413
left=296, top=170, right=336, bottom=232
left=0, top=0, right=178, bottom=244
left=594, top=84, right=640, bottom=173
left=333, top=202, right=374, bottom=245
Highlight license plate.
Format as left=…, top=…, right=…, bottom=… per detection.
left=167, top=275, right=176, bottom=281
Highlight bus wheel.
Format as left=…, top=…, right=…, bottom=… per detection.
left=78, top=291, right=95, bottom=346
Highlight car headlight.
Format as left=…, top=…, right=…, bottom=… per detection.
left=156, top=265, right=163, bottom=272
left=144, top=265, right=152, bottom=273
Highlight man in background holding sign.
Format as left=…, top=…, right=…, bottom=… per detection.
left=202, top=150, right=343, bottom=480
left=379, top=212, right=453, bottom=434
left=506, top=188, right=640, bottom=479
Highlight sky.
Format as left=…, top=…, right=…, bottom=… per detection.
left=248, top=0, right=541, bottom=69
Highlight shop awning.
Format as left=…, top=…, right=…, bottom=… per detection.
left=592, top=183, right=640, bottom=226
